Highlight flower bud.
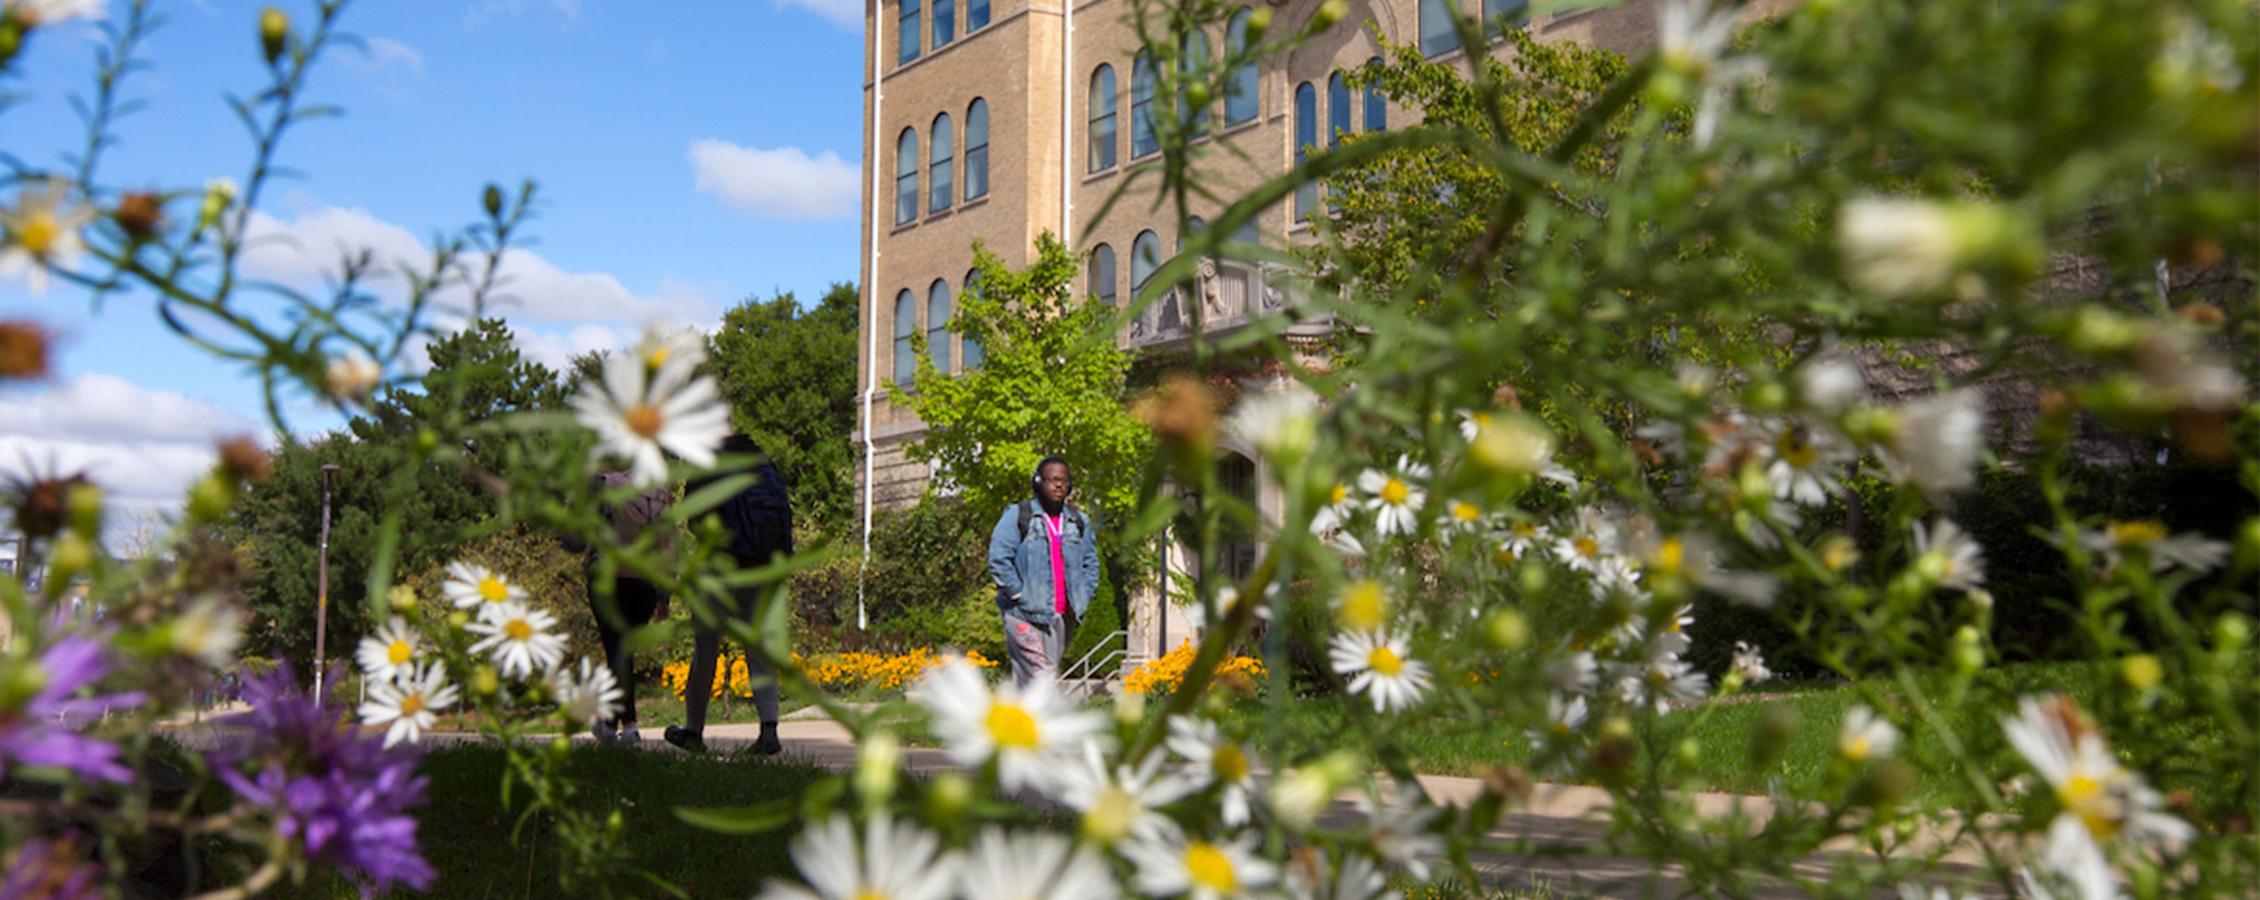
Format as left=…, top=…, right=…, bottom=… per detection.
left=259, top=7, right=289, bottom=64
left=65, top=482, right=102, bottom=540
left=325, top=353, right=382, bottom=403
left=450, top=610, right=472, bottom=630
left=1951, top=625, right=1986, bottom=674
left=1818, top=534, right=1860, bottom=573
left=549, top=735, right=572, bottom=758
left=198, top=178, right=237, bottom=231
left=482, top=183, right=505, bottom=218
left=925, top=772, right=973, bottom=823
left=473, top=664, right=500, bottom=696
left=2216, top=612, right=2250, bottom=653
left=47, top=532, right=95, bottom=582
left=1140, top=374, right=1219, bottom=475
left=1481, top=609, right=1530, bottom=652
left=1470, top=413, right=1554, bottom=481
left=1244, top=5, right=1272, bottom=41
left=2235, top=518, right=2260, bottom=571
left=1674, top=737, right=1701, bottom=768
left=112, top=192, right=166, bottom=242
left=387, top=585, right=419, bottom=613
left=2119, top=654, right=2163, bottom=692
left=1113, top=690, right=1146, bottom=727
left=855, top=732, right=902, bottom=807
left=1312, top=0, right=1349, bottom=30
left=1851, top=758, right=1918, bottom=810
left=0, top=319, right=51, bottom=381
left=216, top=436, right=274, bottom=485
left=1185, top=81, right=1211, bottom=113
left=186, top=472, right=235, bottom=522
left=2065, top=306, right=2143, bottom=357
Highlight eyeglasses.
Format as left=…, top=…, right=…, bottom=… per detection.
left=1041, top=476, right=1074, bottom=487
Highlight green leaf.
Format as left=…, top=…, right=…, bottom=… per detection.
left=672, top=799, right=798, bottom=835
left=668, top=474, right=755, bottom=526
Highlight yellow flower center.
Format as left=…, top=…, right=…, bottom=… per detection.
left=1082, top=785, right=1137, bottom=843
left=477, top=575, right=509, bottom=603
left=1329, top=483, right=1348, bottom=505
left=1213, top=744, right=1249, bottom=782
left=16, top=211, right=61, bottom=256
left=1652, top=537, right=1685, bottom=578
left=645, top=345, right=671, bottom=370
left=854, top=891, right=889, bottom=900
left=1336, top=580, right=1388, bottom=632
left=1513, top=522, right=1538, bottom=538
left=1452, top=501, right=1480, bottom=523
left=1493, top=547, right=1518, bottom=566
left=399, top=694, right=425, bottom=716
left=387, top=640, right=413, bottom=665
left=1841, top=736, right=1872, bottom=761
left=505, top=618, right=533, bottom=641
left=985, top=702, right=1040, bottom=749
left=2061, top=774, right=2121, bottom=840
left=624, top=403, right=665, bottom=439
left=1380, top=478, right=1409, bottom=506
left=1367, top=645, right=1404, bottom=676
left=1774, top=430, right=1818, bottom=469
left=1573, top=537, right=1600, bottom=559
left=2108, top=520, right=2167, bottom=549
left=1184, top=842, right=1238, bottom=893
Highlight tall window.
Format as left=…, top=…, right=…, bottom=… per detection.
left=933, top=0, right=954, bottom=48
left=1293, top=82, right=1316, bottom=219
left=1181, top=29, right=1212, bottom=138
left=1130, top=230, right=1161, bottom=291
left=927, top=280, right=954, bottom=374
left=892, top=289, right=917, bottom=385
left=900, top=0, right=921, bottom=63
left=1088, top=65, right=1118, bottom=172
left=964, top=99, right=989, bottom=201
left=894, top=128, right=918, bottom=225
left=1179, top=216, right=1206, bottom=253
left=1231, top=220, right=1259, bottom=249
left=1327, top=71, right=1352, bottom=147
left=1224, top=8, right=1260, bottom=126
left=929, top=113, right=954, bottom=212
left=1089, top=243, right=1117, bottom=305
left=967, top=0, right=989, bottom=31
left=1131, top=52, right=1158, bottom=158
left=1218, top=453, right=1257, bottom=580
left=1485, top=0, right=1530, bottom=31
left=1420, top=0, right=1458, bottom=57
left=961, top=269, right=983, bottom=369
left=1364, top=58, right=1386, bottom=131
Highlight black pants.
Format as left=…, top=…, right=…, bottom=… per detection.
left=589, top=575, right=663, bottom=726
left=682, top=582, right=780, bottom=733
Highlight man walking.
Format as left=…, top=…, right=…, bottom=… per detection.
left=988, top=455, right=1100, bottom=686
left=666, top=434, right=791, bottom=755
left=580, top=470, right=671, bottom=744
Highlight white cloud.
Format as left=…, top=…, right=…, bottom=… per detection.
left=356, top=36, right=425, bottom=76
left=688, top=139, right=860, bottom=221
left=0, top=374, right=262, bottom=534
left=775, top=0, right=863, bottom=30
left=463, top=0, right=581, bottom=27
left=237, top=205, right=717, bottom=324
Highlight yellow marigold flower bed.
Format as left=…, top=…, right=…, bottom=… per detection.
left=1122, top=639, right=1265, bottom=695
left=661, top=648, right=997, bottom=700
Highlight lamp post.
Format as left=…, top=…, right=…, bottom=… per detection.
left=313, top=464, right=338, bottom=695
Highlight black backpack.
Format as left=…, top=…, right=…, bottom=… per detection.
left=718, top=462, right=793, bottom=563
left=1016, top=499, right=1088, bottom=542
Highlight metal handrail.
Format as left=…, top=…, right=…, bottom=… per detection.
left=1061, top=629, right=1129, bottom=684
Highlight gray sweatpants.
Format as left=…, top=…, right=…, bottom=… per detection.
left=1002, top=609, right=1076, bottom=687
left=683, top=583, right=780, bottom=731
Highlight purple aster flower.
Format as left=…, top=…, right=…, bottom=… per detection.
left=0, top=635, right=145, bottom=786
left=0, top=832, right=103, bottom=900
left=211, top=665, right=435, bottom=896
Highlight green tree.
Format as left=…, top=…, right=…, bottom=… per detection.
left=895, top=234, right=1153, bottom=525
left=708, top=283, right=861, bottom=532
left=227, top=318, right=567, bottom=670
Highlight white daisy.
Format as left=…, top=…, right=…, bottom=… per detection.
left=1123, top=831, right=1275, bottom=900
left=1798, top=352, right=1867, bottom=411
left=1543, top=648, right=1599, bottom=695
left=3, top=0, right=105, bottom=26
left=958, top=827, right=1118, bottom=900
left=1494, top=520, right=1551, bottom=566
left=0, top=179, right=93, bottom=295
left=465, top=600, right=567, bottom=679
left=1617, top=657, right=1708, bottom=714
left=357, top=662, right=458, bottom=749
left=1911, top=519, right=1987, bottom=594
left=1358, top=784, right=1444, bottom=880
left=1838, top=197, right=1968, bottom=300
left=2079, top=521, right=2230, bottom=574
left=1765, top=419, right=1850, bottom=507
left=1881, top=390, right=1986, bottom=495
left=1729, top=641, right=1773, bottom=686
left=1226, top=388, right=1319, bottom=464
left=2003, top=695, right=2194, bottom=851
left=1166, top=716, right=1262, bottom=827
left=170, top=596, right=244, bottom=669
left=356, top=617, right=423, bottom=683
left=1656, top=0, right=1764, bottom=148
left=1838, top=705, right=1901, bottom=762
left=1552, top=507, right=1623, bottom=576
left=1650, top=533, right=1780, bottom=608
left=552, top=657, right=624, bottom=726
left=444, top=561, right=524, bottom=618
left=1441, top=498, right=1487, bottom=543
left=1463, top=410, right=1560, bottom=479
left=1310, top=480, right=1358, bottom=536
left=1356, top=457, right=1428, bottom=539
left=1328, top=630, right=1431, bottom=714
left=915, top=656, right=1107, bottom=795
left=1539, top=691, right=1589, bottom=743
left=323, top=353, right=381, bottom=404
left=572, top=324, right=732, bottom=487
left=756, top=813, right=958, bottom=900
left=1281, top=849, right=1389, bottom=900
left=1054, top=741, right=1196, bottom=845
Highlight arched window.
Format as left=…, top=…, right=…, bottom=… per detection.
left=933, top=0, right=954, bottom=48
left=1181, top=29, right=1212, bottom=138
left=927, top=279, right=954, bottom=374
left=1293, top=82, right=1317, bottom=219
left=1328, top=71, right=1352, bottom=147
left=1224, top=9, right=1259, bottom=126
left=892, top=289, right=917, bottom=385
left=963, top=99, right=989, bottom=201
left=967, top=0, right=989, bottom=31
left=1131, top=52, right=1158, bottom=159
left=1218, top=452, right=1258, bottom=580
left=900, top=0, right=922, bottom=63
left=1088, top=65, right=1118, bottom=172
left=1130, top=230, right=1161, bottom=290
left=961, top=269, right=983, bottom=369
left=1485, top=0, right=1529, bottom=32
left=1364, top=58, right=1386, bottom=131
left=1420, top=0, right=1458, bottom=57
left=1089, top=243, right=1117, bottom=305
left=894, top=128, right=918, bottom=225
left=929, top=114, right=954, bottom=213
left=1178, top=216, right=1206, bottom=253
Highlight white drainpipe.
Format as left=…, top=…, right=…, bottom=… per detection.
left=859, top=0, right=888, bottom=632
left=1062, top=0, right=1074, bottom=245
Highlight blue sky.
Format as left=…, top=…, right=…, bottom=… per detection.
left=1, top=0, right=869, bottom=533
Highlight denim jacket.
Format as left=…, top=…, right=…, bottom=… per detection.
left=987, top=501, right=1099, bottom=625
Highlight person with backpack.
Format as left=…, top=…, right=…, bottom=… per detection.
left=987, top=455, right=1100, bottom=686
left=573, top=470, right=673, bottom=744
left=665, top=433, right=793, bottom=755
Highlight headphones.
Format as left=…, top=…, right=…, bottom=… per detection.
left=1032, top=455, right=1069, bottom=489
